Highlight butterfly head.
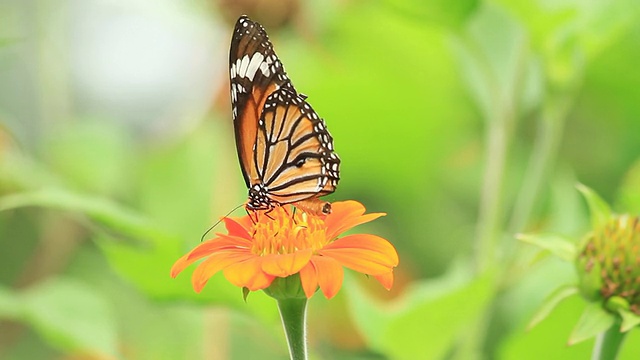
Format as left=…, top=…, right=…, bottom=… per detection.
left=247, top=183, right=272, bottom=211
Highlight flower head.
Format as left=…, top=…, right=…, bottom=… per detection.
left=171, top=200, right=399, bottom=299
left=576, top=214, right=640, bottom=314
left=522, top=184, right=640, bottom=343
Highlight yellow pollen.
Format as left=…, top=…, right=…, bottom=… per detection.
left=250, top=206, right=328, bottom=256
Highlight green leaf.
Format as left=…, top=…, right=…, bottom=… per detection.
left=451, top=4, right=531, bottom=121
left=347, top=264, right=493, bottom=359
left=0, top=285, right=22, bottom=319
left=618, top=157, right=640, bottom=212
left=528, top=285, right=579, bottom=330
left=576, top=183, right=612, bottom=230
left=500, top=295, right=593, bottom=359
left=46, top=120, right=132, bottom=195
left=579, top=0, right=640, bottom=60
left=0, top=188, right=159, bottom=244
left=517, top=233, right=577, bottom=261
left=568, top=302, right=615, bottom=345
left=21, top=278, right=118, bottom=355
left=618, top=309, right=640, bottom=332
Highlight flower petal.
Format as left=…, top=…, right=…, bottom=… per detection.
left=224, top=257, right=275, bottom=291
left=324, top=201, right=365, bottom=237
left=261, top=249, right=313, bottom=277
left=299, top=263, right=319, bottom=298
left=319, top=234, right=399, bottom=275
left=191, top=250, right=254, bottom=292
left=223, top=217, right=252, bottom=239
left=325, top=201, right=386, bottom=239
left=374, top=271, right=394, bottom=290
left=172, top=235, right=245, bottom=277
left=310, top=256, right=343, bottom=299
left=324, top=234, right=399, bottom=265
left=170, top=254, right=193, bottom=278
left=187, top=234, right=252, bottom=261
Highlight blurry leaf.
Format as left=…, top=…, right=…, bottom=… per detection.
left=499, top=295, right=592, bottom=359
left=0, top=150, right=61, bottom=191
left=0, top=285, right=21, bottom=319
left=0, top=188, right=159, bottom=243
left=452, top=4, right=532, bottom=120
left=547, top=168, right=588, bottom=235
left=619, top=309, right=640, bottom=332
left=347, top=264, right=493, bottom=359
left=21, top=278, right=118, bottom=356
left=383, top=273, right=493, bottom=359
left=47, top=120, right=131, bottom=195
left=568, top=302, right=615, bottom=345
left=617, top=157, right=640, bottom=212
left=527, top=285, right=578, bottom=330
left=382, top=0, right=479, bottom=28
left=576, top=183, right=612, bottom=230
left=517, top=233, right=577, bottom=261
left=498, top=0, right=640, bottom=63
left=578, top=0, right=640, bottom=60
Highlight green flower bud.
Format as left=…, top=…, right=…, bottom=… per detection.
left=576, top=215, right=640, bottom=315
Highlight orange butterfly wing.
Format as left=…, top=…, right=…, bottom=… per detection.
left=229, top=16, right=339, bottom=213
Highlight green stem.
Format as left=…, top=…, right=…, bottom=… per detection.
left=507, top=99, right=566, bottom=234
left=277, top=298, right=308, bottom=360
left=475, top=112, right=510, bottom=273
left=591, top=326, right=627, bottom=360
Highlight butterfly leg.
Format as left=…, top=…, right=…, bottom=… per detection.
left=264, top=207, right=276, bottom=220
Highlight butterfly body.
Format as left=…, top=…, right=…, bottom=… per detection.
left=229, top=16, right=339, bottom=214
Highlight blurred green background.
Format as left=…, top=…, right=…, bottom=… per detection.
left=1, top=0, right=640, bottom=358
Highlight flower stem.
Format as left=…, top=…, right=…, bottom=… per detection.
left=277, top=298, right=308, bottom=360
left=475, top=111, right=510, bottom=273
left=591, top=326, right=627, bottom=360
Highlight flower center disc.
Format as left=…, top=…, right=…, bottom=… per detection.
left=251, top=206, right=327, bottom=256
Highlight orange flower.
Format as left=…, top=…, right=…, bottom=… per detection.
left=171, top=200, right=399, bottom=299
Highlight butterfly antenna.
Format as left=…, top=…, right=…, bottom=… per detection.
left=200, top=203, right=246, bottom=242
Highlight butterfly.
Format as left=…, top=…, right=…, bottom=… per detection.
left=229, top=15, right=340, bottom=215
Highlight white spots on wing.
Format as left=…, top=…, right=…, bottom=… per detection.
left=238, top=55, right=250, bottom=77
left=230, top=63, right=237, bottom=79
left=231, top=53, right=273, bottom=80
left=231, top=82, right=245, bottom=96
left=245, top=52, right=264, bottom=80
left=259, top=62, right=270, bottom=76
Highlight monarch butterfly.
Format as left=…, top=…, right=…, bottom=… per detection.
left=229, top=15, right=340, bottom=215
